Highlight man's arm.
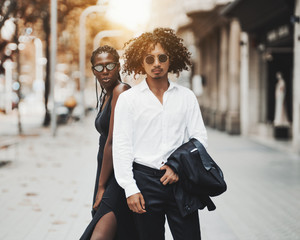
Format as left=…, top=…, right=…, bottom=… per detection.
left=186, top=92, right=208, bottom=148
left=113, top=93, right=139, bottom=196
left=112, top=94, right=146, bottom=214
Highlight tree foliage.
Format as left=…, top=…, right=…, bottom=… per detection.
left=0, top=0, right=98, bottom=125
left=1, top=0, right=134, bottom=126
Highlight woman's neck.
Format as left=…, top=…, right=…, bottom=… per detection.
left=105, top=80, right=121, bottom=96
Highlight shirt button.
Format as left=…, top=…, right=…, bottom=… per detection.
left=161, top=161, right=164, bottom=164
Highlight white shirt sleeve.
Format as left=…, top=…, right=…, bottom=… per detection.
left=186, top=92, right=208, bottom=148
left=112, top=93, right=140, bottom=198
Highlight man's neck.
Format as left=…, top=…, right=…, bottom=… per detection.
left=146, top=76, right=169, bottom=92
left=145, top=76, right=169, bottom=104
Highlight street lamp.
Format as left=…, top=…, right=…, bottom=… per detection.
left=33, top=38, right=46, bottom=100
left=79, top=5, right=106, bottom=119
left=93, top=30, right=123, bottom=50
left=50, top=0, right=57, bottom=136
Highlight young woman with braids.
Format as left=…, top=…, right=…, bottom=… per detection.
left=80, top=45, right=138, bottom=240
left=113, top=28, right=207, bottom=240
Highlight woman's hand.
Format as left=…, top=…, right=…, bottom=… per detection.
left=93, top=186, right=105, bottom=212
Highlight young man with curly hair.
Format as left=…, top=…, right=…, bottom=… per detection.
left=112, top=28, right=207, bottom=240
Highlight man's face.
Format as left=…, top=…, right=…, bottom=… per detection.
left=142, top=43, right=170, bottom=80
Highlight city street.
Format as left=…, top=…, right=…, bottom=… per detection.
left=1, top=0, right=300, bottom=239
left=1, top=112, right=300, bottom=240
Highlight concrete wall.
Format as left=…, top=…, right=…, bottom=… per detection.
left=293, top=0, right=300, bottom=152
left=226, top=19, right=241, bottom=134
left=216, top=25, right=229, bottom=131
left=247, top=39, right=261, bottom=133
left=239, top=32, right=249, bottom=135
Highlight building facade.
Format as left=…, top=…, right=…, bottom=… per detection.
left=222, top=0, right=300, bottom=152
left=148, top=0, right=300, bottom=153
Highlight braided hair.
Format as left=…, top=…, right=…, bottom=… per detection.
left=91, top=45, right=121, bottom=110
left=122, top=28, right=192, bottom=78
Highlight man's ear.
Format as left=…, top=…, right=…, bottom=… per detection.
left=140, top=67, right=146, bottom=75
left=140, top=63, right=146, bottom=74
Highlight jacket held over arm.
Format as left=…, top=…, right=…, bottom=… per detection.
left=166, top=138, right=227, bottom=217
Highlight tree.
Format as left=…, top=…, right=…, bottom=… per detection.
left=1, top=0, right=134, bottom=130
left=0, top=0, right=98, bottom=127
left=0, top=0, right=17, bottom=74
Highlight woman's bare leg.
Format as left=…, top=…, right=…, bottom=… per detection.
left=90, top=211, right=117, bottom=240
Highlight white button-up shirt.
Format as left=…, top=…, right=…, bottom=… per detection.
left=113, top=79, right=207, bottom=198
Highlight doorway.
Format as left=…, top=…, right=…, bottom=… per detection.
left=266, top=51, right=293, bottom=126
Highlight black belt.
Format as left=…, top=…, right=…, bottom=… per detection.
left=133, top=162, right=165, bottom=177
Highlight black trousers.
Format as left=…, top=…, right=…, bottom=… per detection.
left=133, top=163, right=201, bottom=240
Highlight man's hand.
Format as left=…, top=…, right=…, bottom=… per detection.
left=127, top=193, right=146, bottom=214
left=160, top=165, right=179, bottom=185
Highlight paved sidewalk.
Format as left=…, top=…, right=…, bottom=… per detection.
left=202, top=129, right=300, bottom=240
left=1, top=111, right=300, bottom=240
left=0, top=112, right=98, bottom=240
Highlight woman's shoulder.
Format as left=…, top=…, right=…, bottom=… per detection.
left=112, top=82, right=131, bottom=96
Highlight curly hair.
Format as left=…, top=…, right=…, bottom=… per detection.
left=90, top=45, right=120, bottom=65
left=122, top=28, right=192, bottom=77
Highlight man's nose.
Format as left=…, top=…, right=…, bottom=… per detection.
left=153, top=57, right=160, bottom=66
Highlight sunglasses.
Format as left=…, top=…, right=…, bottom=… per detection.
left=144, top=54, right=168, bottom=65
left=92, top=62, right=118, bottom=73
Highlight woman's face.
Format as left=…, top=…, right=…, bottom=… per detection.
left=92, top=52, right=120, bottom=91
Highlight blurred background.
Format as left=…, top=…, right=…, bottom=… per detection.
left=1, top=0, right=300, bottom=150
left=1, top=0, right=300, bottom=239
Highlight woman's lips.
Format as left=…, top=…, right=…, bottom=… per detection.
left=102, top=78, right=111, bottom=83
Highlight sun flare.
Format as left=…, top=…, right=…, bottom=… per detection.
left=106, top=0, right=151, bottom=31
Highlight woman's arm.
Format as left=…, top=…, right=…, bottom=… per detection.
left=93, top=83, right=130, bottom=210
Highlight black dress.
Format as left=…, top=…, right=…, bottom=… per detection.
left=80, top=94, right=138, bottom=240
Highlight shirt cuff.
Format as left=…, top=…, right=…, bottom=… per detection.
left=124, top=183, right=140, bottom=198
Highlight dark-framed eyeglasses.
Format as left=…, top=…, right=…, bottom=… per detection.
left=92, top=62, right=119, bottom=73
left=144, top=54, right=168, bottom=65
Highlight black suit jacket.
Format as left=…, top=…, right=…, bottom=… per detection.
left=166, top=138, right=220, bottom=217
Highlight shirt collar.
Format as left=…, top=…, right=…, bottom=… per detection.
left=168, top=80, right=177, bottom=91
left=139, top=78, right=177, bottom=92
left=139, top=79, right=149, bottom=92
